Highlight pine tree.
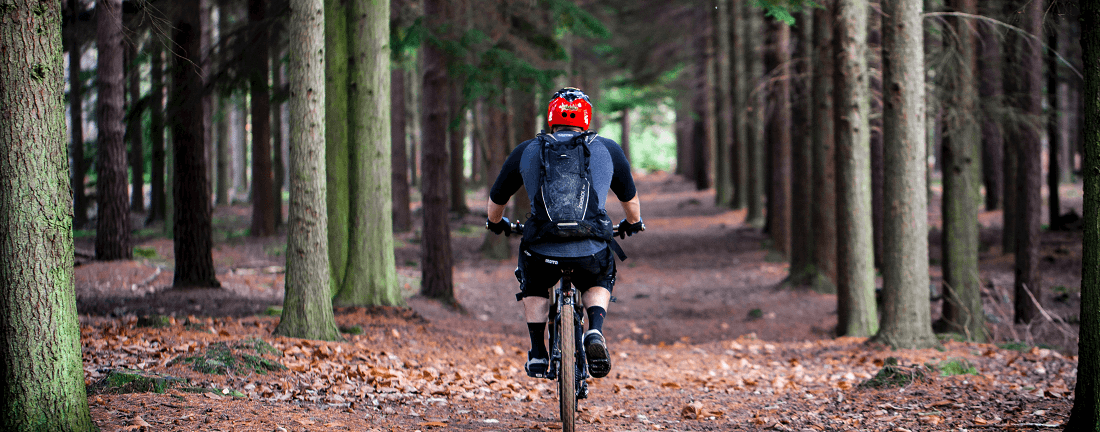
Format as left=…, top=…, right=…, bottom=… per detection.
left=0, top=1, right=96, bottom=428
left=95, top=0, right=132, bottom=260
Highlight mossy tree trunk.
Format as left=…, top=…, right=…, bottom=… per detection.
left=812, top=0, right=838, bottom=286
left=873, top=0, right=937, bottom=349
left=832, top=0, right=877, bottom=337
left=334, top=0, right=401, bottom=307
left=939, top=0, right=985, bottom=341
left=790, top=10, right=814, bottom=283
left=325, top=0, right=350, bottom=296
left=95, top=0, right=132, bottom=261
left=274, top=0, right=341, bottom=342
left=171, top=0, right=219, bottom=288
left=0, top=1, right=96, bottom=428
left=1066, top=1, right=1100, bottom=427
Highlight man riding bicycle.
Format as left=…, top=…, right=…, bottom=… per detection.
left=485, top=87, right=644, bottom=380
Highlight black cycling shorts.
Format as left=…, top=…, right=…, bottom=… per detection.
left=514, top=247, right=616, bottom=300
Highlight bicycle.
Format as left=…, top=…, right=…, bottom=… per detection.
left=506, top=221, right=635, bottom=432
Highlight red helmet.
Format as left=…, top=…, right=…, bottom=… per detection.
left=547, top=87, right=592, bottom=131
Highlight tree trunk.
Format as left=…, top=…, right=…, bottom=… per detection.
left=420, top=0, right=455, bottom=304
left=334, top=0, right=401, bottom=307
left=1014, top=0, right=1043, bottom=323
left=812, top=0, right=838, bottom=286
left=746, top=4, right=765, bottom=225
left=939, top=0, right=985, bottom=341
left=407, top=64, right=420, bottom=187
left=480, top=93, right=511, bottom=260
left=68, top=0, right=89, bottom=229
left=0, top=1, right=96, bottom=428
left=1002, top=0, right=1020, bottom=254
left=1066, top=1, right=1100, bottom=427
left=96, top=0, right=132, bottom=261
left=790, top=10, right=814, bottom=283
left=450, top=79, right=469, bottom=214
left=731, top=0, right=748, bottom=210
left=692, top=3, right=714, bottom=191
left=273, top=0, right=341, bottom=341
left=127, top=39, right=145, bottom=213
left=148, top=37, right=167, bottom=224
left=216, top=97, right=232, bottom=206
left=869, top=8, right=884, bottom=270
left=766, top=18, right=792, bottom=257
left=715, top=0, right=733, bottom=207
left=272, top=46, right=285, bottom=228
left=873, top=0, right=937, bottom=348
left=620, top=108, right=631, bottom=163
left=325, top=0, right=350, bottom=295
left=978, top=7, right=1004, bottom=211
left=391, top=67, right=412, bottom=233
left=1047, top=9, right=1062, bottom=229
left=833, top=0, right=877, bottom=337
left=249, top=0, right=276, bottom=236
left=171, top=0, right=219, bottom=288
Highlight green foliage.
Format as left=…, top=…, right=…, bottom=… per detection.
left=998, top=341, right=1032, bottom=352
left=89, top=369, right=184, bottom=395
left=860, top=357, right=931, bottom=388
left=748, top=308, right=764, bottom=320
left=169, top=340, right=286, bottom=375
left=136, top=315, right=172, bottom=328
left=263, top=306, right=283, bottom=317
left=339, top=325, right=363, bottom=335
left=752, top=0, right=820, bottom=25
left=133, top=246, right=158, bottom=259
left=935, top=358, right=979, bottom=377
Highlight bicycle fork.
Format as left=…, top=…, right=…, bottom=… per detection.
left=548, top=284, right=590, bottom=399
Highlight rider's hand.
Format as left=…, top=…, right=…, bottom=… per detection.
left=618, top=219, right=645, bottom=239
left=486, top=217, right=511, bottom=236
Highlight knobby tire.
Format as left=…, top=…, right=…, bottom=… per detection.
left=559, top=299, right=576, bottom=432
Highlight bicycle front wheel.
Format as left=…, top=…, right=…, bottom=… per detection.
left=558, top=304, right=576, bottom=432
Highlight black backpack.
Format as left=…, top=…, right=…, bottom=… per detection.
left=522, top=131, right=614, bottom=245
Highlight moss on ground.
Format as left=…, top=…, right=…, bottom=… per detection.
left=88, top=369, right=184, bottom=395
left=170, top=338, right=286, bottom=375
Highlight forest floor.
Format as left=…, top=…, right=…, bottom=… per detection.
left=75, top=171, right=1083, bottom=431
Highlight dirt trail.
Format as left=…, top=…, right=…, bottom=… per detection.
left=76, top=172, right=1081, bottom=431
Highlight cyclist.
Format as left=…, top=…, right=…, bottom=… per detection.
left=485, top=87, right=644, bottom=380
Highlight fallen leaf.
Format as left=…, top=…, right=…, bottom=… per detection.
left=419, top=421, right=448, bottom=427
left=681, top=401, right=703, bottom=419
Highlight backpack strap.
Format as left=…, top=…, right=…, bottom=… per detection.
left=610, top=239, right=627, bottom=261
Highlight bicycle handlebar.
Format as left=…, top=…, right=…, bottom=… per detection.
left=507, top=222, right=642, bottom=236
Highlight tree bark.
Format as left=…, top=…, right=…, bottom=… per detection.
left=325, top=0, right=350, bottom=295
left=216, top=96, right=232, bottom=206
left=148, top=37, right=167, bottom=224
left=833, top=0, right=877, bottom=337
left=1002, top=0, right=1020, bottom=254
left=731, top=0, right=748, bottom=210
left=939, top=0, right=985, bottom=341
left=766, top=18, right=792, bottom=257
left=715, top=0, right=733, bottom=207
left=746, top=4, right=765, bottom=225
left=621, top=108, right=631, bottom=163
left=171, top=0, right=219, bottom=288
left=480, top=92, right=510, bottom=260
left=790, top=10, right=814, bottom=283
left=450, top=78, right=469, bottom=214
left=978, top=6, right=1004, bottom=212
left=869, top=8, right=885, bottom=270
left=692, top=3, right=714, bottom=191
left=873, top=0, right=937, bottom=349
left=273, top=0, right=341, bottom=341
left=249, top=0, right=276, bottom=236
left=391, top=67, right=412, bottom=233
left=95, top=0, right=132, bottom=261
left=1066, top=1, right=1100, bottom=427
left=1013, top=0, right=1043, bottom=323
left=0, top=1, right=96, bottom=428
left=127, top=38, right=145, bottom=213
left=68, top=0, right=89, bottom=229
left=1047, top=8, right=1062, bottom=229
left=812, top=0, right=838, bottom=286
left=420, top=0, right=455, bottom=304
left=334, top=0, right=401, bottom=307
left=272, top=44, right=285, bottom=228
